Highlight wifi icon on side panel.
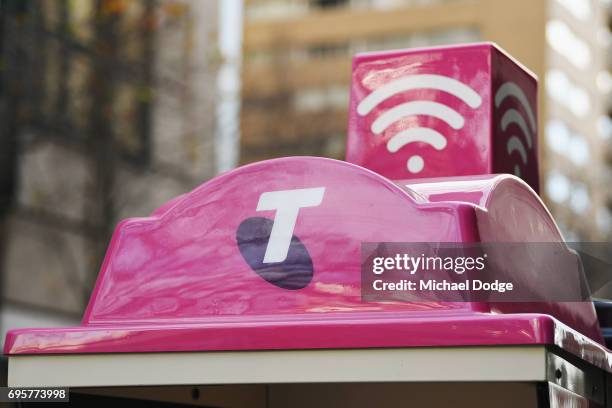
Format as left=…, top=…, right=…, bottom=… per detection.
left=495, top=82, right=537, bottom=178
left=356, top=74, right=483, bottom=174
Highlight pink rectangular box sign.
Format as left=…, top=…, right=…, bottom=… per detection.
left=347, top=42, right=539, bottom=192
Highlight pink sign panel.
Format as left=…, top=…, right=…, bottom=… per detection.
left=4, top=158, right=601, bottom=355
left=82, top=157, right=477, bottom=325
left=347, top=42, right=539, bottom=192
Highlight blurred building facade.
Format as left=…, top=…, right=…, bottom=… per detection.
left=0, top=0, right=221, bottom=338
left=543, top=0, right=611, bottom=242
left=241, top=0, right=612, bottom=241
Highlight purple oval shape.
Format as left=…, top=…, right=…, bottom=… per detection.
left=236, top=217, right=313, bottom=290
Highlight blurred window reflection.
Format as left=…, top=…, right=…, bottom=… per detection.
left=546, top=69, right=591, bottom=117
left=555, top=0, right=592, bottom=21
left=546, top=19, right=592, bottom=69
left=598, top=116, right=612, bottom=140
left=569, top=183, right=591, bottom=214
left=546, top=171, right=572, bottom=203
left=596, top=207, right=612, bottom=233
left=546, top=120, right=591, bottom=166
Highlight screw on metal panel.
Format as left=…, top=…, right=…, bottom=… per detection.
left=555, top=368, right=563, bottom=379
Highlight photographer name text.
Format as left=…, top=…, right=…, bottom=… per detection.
left=372, top=279, right=513, bottom=293
left=370, top=254, right=514, bottom=294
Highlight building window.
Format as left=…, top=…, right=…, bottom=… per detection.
left=546, top=120, right=571, bottom=154
left=546, top=70, right=591, bottom=117
left=596, top=207, right=612, bottom=234
left=547, top=20, right=592, bottom=69
left=546, top=172, right=591, bottom=214
left=311, top=0, right=349, bottom=8
left=555, top=0, right=592, bottom=21
left=294, top=85, right=349, bottom=112
left=569, top=183, right=590, bottom=214
left=546, top=120, right=591, bottom=166
left=546, top=171, right=571, bottom=203
left=596, top=70, right=612, bottom=93
left=567, top=136, right=590, bottom=166
left=598, top=115, right=612, bottom=140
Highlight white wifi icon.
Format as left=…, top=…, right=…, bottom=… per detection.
left=357, top=74, right=482, bottom=173
left=495, top=82, right=536, bottom=177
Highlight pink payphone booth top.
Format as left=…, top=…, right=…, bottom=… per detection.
left=4, top=157, right=611, bottom=373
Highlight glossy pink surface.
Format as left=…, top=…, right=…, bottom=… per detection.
left=5, top=313, right=555, bottom=354
left=3, top=157, right=602, bottom=357
left=84, top=156, right=475, bottom=325
left=346, top=43, right=539, bottom=192
left=406, top=175, right=603, bottom=344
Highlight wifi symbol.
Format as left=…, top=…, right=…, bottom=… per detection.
left=495, top=82, right=536, bottom=178
left=357, top=74, right=482, bottom=173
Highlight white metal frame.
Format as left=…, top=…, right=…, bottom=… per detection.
left=9, top=345, right=547, bottom=388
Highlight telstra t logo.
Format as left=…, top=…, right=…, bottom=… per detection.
left=236, top=187, right=325, bottom=289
